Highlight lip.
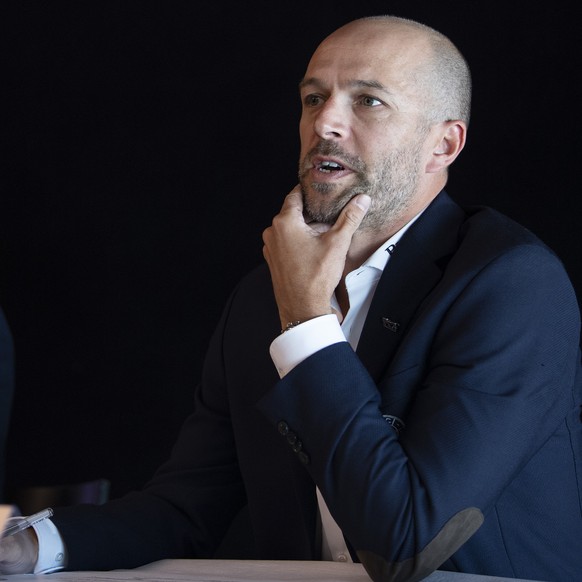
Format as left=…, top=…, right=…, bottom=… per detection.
left=308, top=155, right=354, bottom=181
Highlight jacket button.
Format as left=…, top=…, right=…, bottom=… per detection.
left=292, top=440, right=303, bottom=453
left=286, top=432, right=298, bottom=445
left=298, top=451, right=310, bottom=465
left=277, top=421, right=289, bottom=435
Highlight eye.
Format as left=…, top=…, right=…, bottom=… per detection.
left=360, top=95, right=383, bottom=107
left=303, top=94, right=324, bottom=108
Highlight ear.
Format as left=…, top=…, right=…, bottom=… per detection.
left=425, top=121, right=467, bottom=174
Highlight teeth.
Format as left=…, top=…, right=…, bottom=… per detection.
left=319, top=161, right=343, bottom=173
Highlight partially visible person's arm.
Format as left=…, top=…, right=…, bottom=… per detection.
left=0, top=515, right=66, bottom=574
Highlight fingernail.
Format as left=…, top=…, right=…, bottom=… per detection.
left=356, top=194, right=371, bottom=210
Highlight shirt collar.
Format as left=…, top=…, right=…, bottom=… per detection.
left=361, top=209, right=425, bottom=273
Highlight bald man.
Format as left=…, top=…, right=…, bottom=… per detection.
left=2, top=16, right=581, bottom=582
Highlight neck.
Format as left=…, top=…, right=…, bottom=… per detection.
left=342, top=216, right=402, bottom=276
left=342, top=180, right=444, bottom=275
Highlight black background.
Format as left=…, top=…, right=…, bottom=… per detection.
left=1, top=1, right=580, bottom=500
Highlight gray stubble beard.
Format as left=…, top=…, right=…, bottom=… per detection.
left=298, top=139, right=424, bottom=233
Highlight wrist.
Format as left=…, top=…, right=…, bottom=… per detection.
left=270, top=314, right=346, bottom=378
left=279, top=310, right=333, bottom=333
left=281, top=320, right=303, bottom=334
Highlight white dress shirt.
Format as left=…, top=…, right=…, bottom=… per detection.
left=269, top=212, right=421, bottom=562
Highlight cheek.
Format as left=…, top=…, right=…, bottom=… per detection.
left=356, top=123, right=411, bottom=161
left=299, top=117, right=313, bottom=145
left=354, top=135, right=390, bottom=167
left=298, top=125, right=317, bottom=164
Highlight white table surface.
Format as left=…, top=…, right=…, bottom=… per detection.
left=0, top=559, right=547, bottom=582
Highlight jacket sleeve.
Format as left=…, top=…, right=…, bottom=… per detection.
left=256, top=243, right=581, bottom=582
left=52, top=288, right=247, bottom=571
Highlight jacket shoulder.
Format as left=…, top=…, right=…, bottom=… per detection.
left=460, top=205, right=553, bottom=255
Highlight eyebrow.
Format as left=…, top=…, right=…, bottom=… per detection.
left=299, top=77, right=394, bottom=96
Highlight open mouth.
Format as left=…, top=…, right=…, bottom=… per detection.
left=318, top=160, right=345, bottom=173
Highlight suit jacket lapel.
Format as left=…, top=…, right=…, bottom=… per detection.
left=356, top=191, right=466, bottom=383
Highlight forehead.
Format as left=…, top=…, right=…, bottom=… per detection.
left=303, top=22, right=429, bottom=95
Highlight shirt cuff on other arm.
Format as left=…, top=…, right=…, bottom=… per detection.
left=32, top=518, right=67, bottom=574
left=269, top=314, right=346, bottom=378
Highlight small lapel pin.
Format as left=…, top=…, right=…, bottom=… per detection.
left=382, top=414, right=405, bottom=435
left=382, top=317, right=400, bottom=332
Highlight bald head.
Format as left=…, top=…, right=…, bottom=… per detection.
left=298, top=15, right=470, bottom=237
left=314, top=16, right=472, bottom=126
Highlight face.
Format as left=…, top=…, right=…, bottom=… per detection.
left=298, top=21, right=434, bottom=230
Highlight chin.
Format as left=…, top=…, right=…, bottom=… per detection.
left=304, top=199, right=345, bottom=225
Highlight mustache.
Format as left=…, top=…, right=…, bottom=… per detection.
left=303, top=141, right=365, bottom=173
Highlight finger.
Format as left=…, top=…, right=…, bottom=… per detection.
left=262, top=186, right=304, bottom=244
left=309, top=222, right=332, bottom=234
left=332, top=194, right=371, bottom=234
left=279, top=186, right=303, bottom=215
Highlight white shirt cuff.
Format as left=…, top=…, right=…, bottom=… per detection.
left=32, top=518, right=67, bottom=574
left=269, top=314, right=346, bottom=378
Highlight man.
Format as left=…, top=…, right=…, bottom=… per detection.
left=1, top=15, right=581, bottom=582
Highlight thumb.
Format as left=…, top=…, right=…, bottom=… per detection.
left=333, top=194, right=371, bottom=235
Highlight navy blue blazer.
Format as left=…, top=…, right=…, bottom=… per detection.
left=54, top=191, right=582, bottom=582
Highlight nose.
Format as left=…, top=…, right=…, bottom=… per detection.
left=313, top=99, right=347, bottom=140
